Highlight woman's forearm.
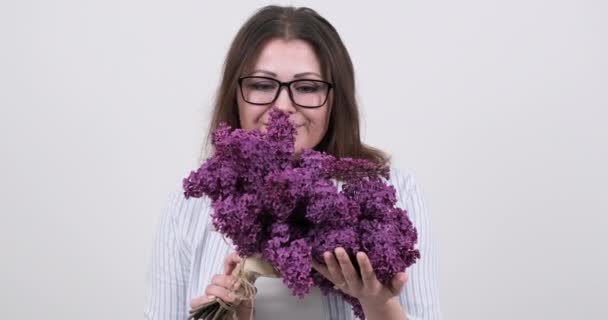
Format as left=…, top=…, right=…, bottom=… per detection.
left=360, top=297, right=407, bottom=320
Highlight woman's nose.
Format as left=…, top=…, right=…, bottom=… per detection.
left=273, top=86, right=297, bottom=113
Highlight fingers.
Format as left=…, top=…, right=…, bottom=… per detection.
left=314, top=249, right=409, bottom=300
left=311, top=259, right=331, bottom=279
left=191, top=252, right=244, bottom=310
left=390, top=272, right=408, bottom=294
left=190, top=274, right=240, bottom=308
left=356, top=251, right=377, bottom=288
left=356, top=251, right=408, bottom=294
left=205, top=284, right=238, bottom=303
left=333, top=248, right=360, bottom=288
left=315, top=253, right=350, bottom=290
left=324, top=250, right=346, bottom=287
left=190, top=295, right=209, bottom=309
left=211, top=274, right=238, bottom=290
left=223, top=252, right=243, bottom=275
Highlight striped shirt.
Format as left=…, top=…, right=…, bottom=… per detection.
left=144, top=167, right=442, bottom=319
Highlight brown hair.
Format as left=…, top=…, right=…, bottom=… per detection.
left=200, top=5, right=389, bottom=165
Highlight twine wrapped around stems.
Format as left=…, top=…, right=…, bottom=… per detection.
left=188, top=255, right=280, bottom=320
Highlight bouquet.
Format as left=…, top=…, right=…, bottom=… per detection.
left=183, top=109, right=420, bottom=319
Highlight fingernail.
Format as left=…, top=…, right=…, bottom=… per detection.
left=232, top=281, right=240, bottom=290
left=207, top=295, right=216, bottom=300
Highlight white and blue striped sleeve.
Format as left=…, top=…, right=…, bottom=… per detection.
left=393, top=169, right=443, bottom=320
left=144, top=190, right=192, bottom=320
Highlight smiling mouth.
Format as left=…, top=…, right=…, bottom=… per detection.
left=262, top=123, right=305, bottom=128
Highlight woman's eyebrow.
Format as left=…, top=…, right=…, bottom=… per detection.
left=251, top=70, right=322, bottom=78
left=294, top=72, right=322, bottom=78
left=251, top=70, right=276, bottom=76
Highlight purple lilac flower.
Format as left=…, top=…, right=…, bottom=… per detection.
left=212, top=194, right=262, bottom=256
left=264, top=238, right=314, bottom=298
left=331, top=157, right=390, bottom=180
left=182, top=108, right=420, bottom=319
left=305, top=180, right=358, bottom=226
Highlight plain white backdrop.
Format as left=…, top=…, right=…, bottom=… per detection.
left=1, top=0, right=606, bottom=319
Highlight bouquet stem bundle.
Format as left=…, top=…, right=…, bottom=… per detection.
left=188, top=255, right=280, bottom=320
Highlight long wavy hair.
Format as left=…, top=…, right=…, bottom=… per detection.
left=200, top=5, right=389, bottom=165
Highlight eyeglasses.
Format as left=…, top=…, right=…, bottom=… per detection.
left=238, top=76, right=333, bottom=108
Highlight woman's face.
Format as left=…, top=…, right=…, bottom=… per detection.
left=237, top=38, right=331, bottom=154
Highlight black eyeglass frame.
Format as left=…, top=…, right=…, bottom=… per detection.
left=237, top=76, right=334, bottom=109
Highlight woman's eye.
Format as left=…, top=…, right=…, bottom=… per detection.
left=249, top=83, right=277, bottom=91
left=295, top=85, right=320, bottom=93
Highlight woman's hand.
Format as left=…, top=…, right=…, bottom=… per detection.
left=189, top=252, right=245, bottom=308
left=311, top=247, right=408, bottom=306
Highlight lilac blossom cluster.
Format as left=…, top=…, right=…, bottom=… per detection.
left=183, top=109, right=420, bottom=319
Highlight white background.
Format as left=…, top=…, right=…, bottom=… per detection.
left=1, top=0, right=606, bottom=319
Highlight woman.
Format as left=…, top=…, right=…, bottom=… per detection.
left=145, top=5, right=442, bottom=320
